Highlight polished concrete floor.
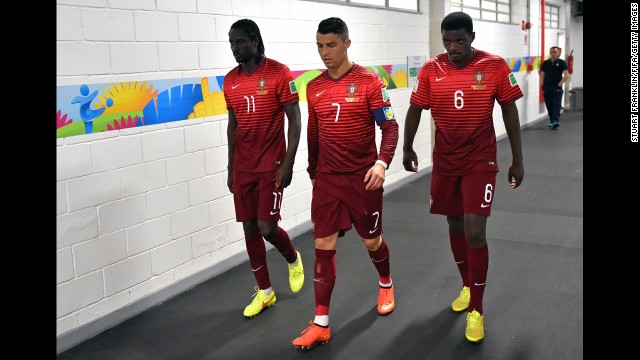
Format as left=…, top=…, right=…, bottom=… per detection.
left=58, top=110, right=583, bottom=360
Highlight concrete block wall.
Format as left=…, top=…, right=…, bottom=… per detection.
left=57, top=0, right=580, bottom=351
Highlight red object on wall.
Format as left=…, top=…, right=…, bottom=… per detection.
left=522, top=20, right=526, bottom=30
left=567, top=50, right=574, bottom=74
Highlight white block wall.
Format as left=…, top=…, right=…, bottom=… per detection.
left=57, top=0, right=582, bottom=351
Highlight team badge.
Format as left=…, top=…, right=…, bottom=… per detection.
left=289, top=80, right=298, bottom=94
left=509, top=73, right=518, bottom=87
left=382, top=87, right=389, bottom=102
left=345, top=82, right=359, bottom=102
left=471, top=71, right=486, bottom=90
left=257, top=77, right=268, bottom=95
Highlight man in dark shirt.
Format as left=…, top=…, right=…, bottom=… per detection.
left=540, top=46, right=570, bottom=129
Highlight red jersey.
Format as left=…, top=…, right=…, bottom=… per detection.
left=223, top=57, right=299, bottom=172
left=410, top=49, right=523, bottom=175
left=307, top=64, right=399, bottom=178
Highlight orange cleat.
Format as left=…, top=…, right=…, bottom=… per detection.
left=292, top=321, right=331, bottom=350
left=377, top=285, right=395, bottom=315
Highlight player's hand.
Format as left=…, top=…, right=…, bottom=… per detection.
left=508, top=163, right=524, bottom=188
left=403, top=150, right=418, bottom=172
left=364, top=163, right=385, bottom=190
left=275, top=163, right=293, bottom=189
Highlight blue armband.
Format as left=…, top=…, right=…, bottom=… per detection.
left=373, top=106, right=396, bottom=126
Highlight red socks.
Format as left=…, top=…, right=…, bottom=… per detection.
left=314, top=249, right=336, bottom=316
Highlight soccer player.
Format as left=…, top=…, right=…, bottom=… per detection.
left=292, top=17, right=399, bottom=350
left=540, top=46, right=570, bottom=129
left=402, top=12, right=525, bottom=343
left=223, top=19, right=304, bottom=318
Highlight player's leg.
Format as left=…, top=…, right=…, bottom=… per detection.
left=460, top=171, right=496, bottom=342
left=430, top=173, right=469, bottom=312
left=543, top=89, right=555, bottom=127
left=350, top=175, right=394, bottom=315
left=233, top=171, right=275, bottom=318
left=293, top=175, right=349, bottom=350
left=552, top=88, right=563, bottom=127
left=256, top=173, right=304, bottom=293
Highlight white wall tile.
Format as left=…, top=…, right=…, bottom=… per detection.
left=74, top=230, right=128, bottom=276
left=157, top=0, right=197, bottom=12
left=170, top=203, right=210, bottom=238
left=98, top=194, right=148, bottom=234
left=57, top=6, right=83, bottom=41
left=57, top=181, right=68, bottom=215
left=166, top=152, right=206, bottom=185
left=57, top=141, right=93, bottom=181
left=120, top=160, right=167, bottom=197
left=77, top=291, right=130, bottom=326
left=134, top=11, right=179, bottom=41
left=185, top=122, right=222, bottom=152
left=188, top=173, right=225, bottom=205
left=158, top=43, right=200, bottom=71
left=92, top=136, right=143, bottom=172
left=111, top=43, right=160, bottom=74
left=57, top=271, right=104, bottom=318
left=197, top=0, right=233, bottom=15
left=179, top=13, right=217, bottom=41
left=150, top=237, right=193, bottom=275
left=57, top=208, right=100, bottom=249
left=126, top=216, right=172, bottom=255
left=104, top=253, right=152, bottom=296
left=82, top=8, right=135, bottom=41
left=141, top=128, right=186, bottom=162
left=109, top=0, right=156, bottom=10
left=57, top=248, right=75, bottom=284
left=147, top=183, right=190, bottom=219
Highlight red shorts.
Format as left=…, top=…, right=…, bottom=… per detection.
left=311, top=173, right=383, bottom=239
left=430, top=171, right=497, bottom=217
left=232, top=171, right=282, bottom=222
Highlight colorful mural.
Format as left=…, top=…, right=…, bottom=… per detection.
left=56, top=57, right=534, bottom=139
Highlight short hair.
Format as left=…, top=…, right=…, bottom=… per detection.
left=317, top=17, right=349, bottom=42
left=230, top=19, right=265, bottom=58
left=441, top=11, right=473, bottom=35
left=550, top=46, right=562, bottom=51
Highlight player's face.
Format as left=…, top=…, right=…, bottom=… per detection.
left=549, top=48, right=560, bottom=60
left=442, top=29, right=475, bottom=67
left=316, top=32, right=351, bottom=70
left=228, top=28, right=257, bottom=64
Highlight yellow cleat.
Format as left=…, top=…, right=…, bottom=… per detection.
left=452, top=286, right=470, bottom=312
left=243, top=286, right=276, bottom=318
left=288, top=251, right=304, bottom=293
left=465, top=310, right=485, bottom=342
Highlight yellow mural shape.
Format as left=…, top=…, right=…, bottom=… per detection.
left=96, top=81, right=158, bottom=114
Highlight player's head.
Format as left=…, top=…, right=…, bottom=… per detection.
left=316, top=17, right=351, bottom=70
left=228, top=19, right=265, bottom=64
left=441, top=12, right=475, bottom=67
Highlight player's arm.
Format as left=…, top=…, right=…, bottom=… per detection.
left=364, top=81, right=398, bottom=191
left=500, top=101, right=524, bottom=189
left=306, top=101, right=319, bottom=184
left=402, top=104, right=423, bottom=172
left=226, top=108, right=238, bottom=193
left=276, top=101, right=302, bottom=189
left=539, top=69, right=545, bottom=89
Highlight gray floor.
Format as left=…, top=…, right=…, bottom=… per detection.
left=57, top=110, right=583, bottom=360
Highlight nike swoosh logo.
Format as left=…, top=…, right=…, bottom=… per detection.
left=436, top=77, right=447, bottom=82
left=371, top=256, right=388, bottom=263
left=381, top=301, right=394, bottom=311
left=369, top=228, right=378, bottom=234
left=480, top=204, right=491, bottom=208
left=270, top=210, right=279, bottom=215
left=455, top=260, right=465, bottom=264
left=316, top=90, right=327, bottom=97
left=251, top=265, right=264, bottom=272
left=232, top=84, right=240, bottom=89
left=474, top=282, right=486, bottom=286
